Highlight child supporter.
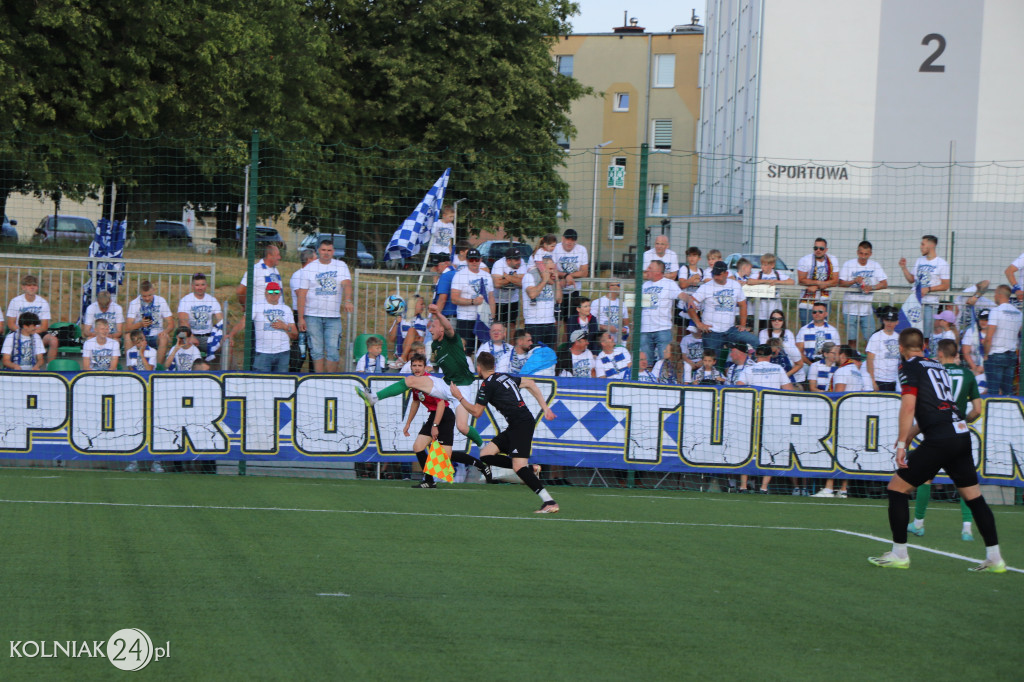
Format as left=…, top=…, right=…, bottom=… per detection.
left=124, top=330, right=157, bottom=371
left=679, top=324, right=704, bottom=383
left=2, top=311, right=46, bottom=371
left=6, top=274, right=58, bottom=364
left=691, top=348, right=725, bottom=385
left=567, top=296, right=601, bottom=354
left=166, top=325, right=203, bottom=372
left=592, top=280, right=629, bottom=341
left=746, top=253, right=792, bottom=330
left=355, top=336, right=386, bottom=374
left=81, top=319, right=120, bottom=370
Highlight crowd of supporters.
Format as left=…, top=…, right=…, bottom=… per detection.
left=3, top=223, right=1022, bottom=404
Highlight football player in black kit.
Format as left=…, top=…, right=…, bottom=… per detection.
left=868, top=328, right=1006, bottom=572
left=449, top=351, right=560, bottom=513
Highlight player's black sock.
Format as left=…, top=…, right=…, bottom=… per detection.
left=451, top=452, right=481, bottom=468
left=481, top=454, right=514, bottom=469
left=887, top=489, right=910, bottom=543
left=414, top=450, right=433, bottom=483
left=515, top=465, right=545, bottom=495
left=963, top=495, right=999, bottom=546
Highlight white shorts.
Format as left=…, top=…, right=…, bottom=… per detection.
left=427, top=376, right=456, bottom=403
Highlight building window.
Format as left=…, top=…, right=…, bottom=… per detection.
left=610, top=220, right=625, bottom=240
left=648, top=184, right=669, bottom=216
left=654, top=54, right=675, bottom=88
left=556, top=55, right=574, bottom=77
left=555, top=130, right=570, bottom=151
left=613, top=156, right=627, bottom=168
left=652, top=119, right=672, bottom=151
left=613, top=93, right=630, bottom=112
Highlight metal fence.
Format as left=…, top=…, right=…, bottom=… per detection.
left=347, top=268, right=939, bottom=363
left=0, top=253, right=216, bottom=324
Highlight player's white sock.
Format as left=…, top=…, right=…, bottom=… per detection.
left=986, top=544, right=1002, bottom=562
left=538, top=489, right=553, bottom=503
left=892, top=543, right=908, bottom=559
left=913, top=519, right=924, bottom=530
left=962, top=522, right=973, bottom=533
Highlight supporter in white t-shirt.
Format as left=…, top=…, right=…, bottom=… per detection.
left=984, top=285, right=1024, bottom=396
left=5, top=275, right=58, bottom=365
left=165, top=325, right=202, bottom=372
left=522, top=256, right=561, bottom=348
left=592, top=280, right=629, bottom=341
left=177, top=273, right=223, bottom=357
left=126, top=281, right=174, bottom=363
left=450, top=250, right=496, bottom=352
left=289, top=248, right=317, bottom=373
left=926, top=310, right=957, bottom=358
left=830, top=347, right=867, bottom=392
left=640, top=260, right=688, bottom=363
left=1005, top=251, right=1024, bottom=304
left=838, top=240, right=888, bottom=348
left=736, top=345, right=795, bottom=389
left=429, top=206, right=456, bottom=255
left=807, top=342, right=839, bottom=393
left=491, top=250, right=528, bottom=330
left=679, top=325, right=704, bottom=383
left=595, top=331, right=632, bottom=380
left=124, top=330, right=157, bottom=371
left=898, top=235, right=950, bottom=336
left=81, top=319, right=120, bottom=370
left=558, top=329, right=595, bottom=377
left=642, top=236, right=679, bottom=280
left=865, top=308, right=901, bottom=391
left=82, top=290, right=125, bottom=340
left=796, top=302, right=841, bottom=366
left=475, top=322, right=513, bottom=373
left=1, top=311, right=46, bottom=370
left=297, top=239, right=354, bottom=373
left=690, top=260, right=758, bottom=364
left=759, top=311, right=804, bottom=381
left=746, top=252, right=793, bottom=326
left=796, top=238, right=840, bottom=327
left=553, top=229, right=589, bottom=341
left=237, top=245, right=283, bottom=307
left=231, top=283, right=296, bottom=373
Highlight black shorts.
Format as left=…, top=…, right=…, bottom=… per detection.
left=559, top=290, right=582, bottom=322
left=496, top=301, right=520, bottom=326
left=897, top=431, right=978, bottom=488
left=417, top=406, right=456, bottom=446
left=876, top=381, right=897, bottom=392
left=492, top=420, right=535, bottom=459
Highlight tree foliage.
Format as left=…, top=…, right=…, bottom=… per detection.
left=0, top=0, right=587, bottom=246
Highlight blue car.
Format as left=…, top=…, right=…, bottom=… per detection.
left=1, top=215, right=17, bottom=243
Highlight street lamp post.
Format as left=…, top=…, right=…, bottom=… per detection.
left=590, top=140, right=614, bottom=274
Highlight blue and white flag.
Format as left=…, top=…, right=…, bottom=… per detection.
left=383, top=168, right=451, bottom=262
left=79, top=217, right=126, bottom=322
left=897, top=281, right=923, bottom=332
left=205, top=319, right=225, bottom=361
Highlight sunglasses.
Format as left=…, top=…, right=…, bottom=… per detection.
left=468, top=257, right=481, bottom=262
left=813, top=246, right=827, bottom=251
left=770, top=317, right=784, bottom=321
left=812, top=310, right=827, bottom=314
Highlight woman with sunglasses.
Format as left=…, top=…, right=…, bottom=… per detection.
left=759, top=311, right=804, bottom=382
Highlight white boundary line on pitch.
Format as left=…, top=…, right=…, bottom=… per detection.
left=832, top=529, right=1024, bottom=574
left=587, top=492, right=1024, bottom=514
left=0, top=496, right=1018, bottom=573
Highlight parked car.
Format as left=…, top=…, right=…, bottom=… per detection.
left=723, top=253, right=794, bottom=281
left=213, top=225, right=286, bottom=255
left=32, top=215, right=96, bottom=245
left=476, top=240, right=532, bottom=269
left=299, top=232, right=375, bottom=268
left=1, top=215, right=17, bottom=243
left=137, top=219, right=193, bottom=248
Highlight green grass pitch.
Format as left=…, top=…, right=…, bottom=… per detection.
left=1, top=469, right=1021, bottom=680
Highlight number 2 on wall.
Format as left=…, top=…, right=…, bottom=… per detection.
left=920, top=33, right=946, bottom=72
